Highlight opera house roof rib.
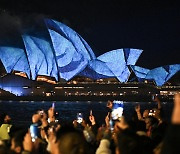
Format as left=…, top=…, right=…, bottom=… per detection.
left=0, top=18, right=179, bottom=87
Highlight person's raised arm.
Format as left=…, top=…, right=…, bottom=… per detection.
left=89, top=115, right=96, bottom=126
left=135, top=104, right=143, bottom=120
left=105, top=112, right=110, bottom=128
left=154, top=96, right=162, bottom=110
left=48, top=107, right=55, bottom=123
left=161, top=93, right=180, bottom=154
left=171, top=93, right=180, bottom=124
left=22, top=131, right=33, bottom=154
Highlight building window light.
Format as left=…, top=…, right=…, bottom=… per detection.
left=23, top=86, right=29, bottom=89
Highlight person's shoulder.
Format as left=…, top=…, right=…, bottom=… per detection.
left=0, top=124, right=12, bottom=128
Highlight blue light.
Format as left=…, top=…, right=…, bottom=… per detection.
left=45, top=19, right=96, bottom=60
left=45, top=19, right=96, bottom=80
left=0, top=46, right=30, bottom=78
left=22, top=35, right=58, bottom=80
left=165, top=64, right=180, bottom=81
left=2, top=86, right=23, bottom=96
left=146, top=67, right=169, bottom=86
left=2, top=17, right=178, bottom=87
left=97, top=49, right=132, bottom=82
left=146, top=64, right=180, bottom=86
left=123, top=48, right=143, bottom=65
left=131, top=65, right=150, bottom=79
left=46, top=29, right=88, bottom=80
left=58, top=54, right=88, bottom=81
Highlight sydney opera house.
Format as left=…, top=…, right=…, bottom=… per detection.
left=0, top=19, right=179, bottom=100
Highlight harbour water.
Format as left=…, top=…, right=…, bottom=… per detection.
left=0, top=100, right=174, bottom=127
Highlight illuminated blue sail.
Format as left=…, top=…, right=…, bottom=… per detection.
left=130, top=65, right=150, bottom=80
left=79, top=59, right=115, bottom=79
left=165, top=64, right=180, bottom=81
left=44, top=28, right=88, bottom=80
left=45, top=19, right=96, bottom=60
left=146, top=64, right=180, bottom=86
left=123, top=48, right=143, bottom=65
left=118, top=66, right=131, bottom=82
left=0, top=18, right=151, bottom=84
left=22, top=35, right=58, bottom=80
left=97, top=49, right=134, bottom=82
left=0, top=46, right=30, bottom=78
left=45, top=19, right=94, bottom=80
left=58, top=52, right=88, bottom=80
left=146, top=67, right=169, bottom=86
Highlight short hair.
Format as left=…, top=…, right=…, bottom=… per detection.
left=116, top=131, right=142, bottom=154
left=56, top=126, right=90, bottom=154
left=11, top=129, right=27, bottom=148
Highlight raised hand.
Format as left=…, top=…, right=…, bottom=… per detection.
left=115, top=116, right=129, bottom=131
left=105, top=112, right=110, bottom=128
left=23, top=131, right=33, bottom=152
left=89, top=115, right=96, bottom=125
left=172, top=93, right=180, bottom=124
left=135, top=104, right=140, bottom=112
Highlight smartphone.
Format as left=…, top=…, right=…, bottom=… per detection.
left=109, top=119, right=115, bottom=132
left=152, top=95, right=155, bottom=101
left=149, top=110, right=155, bottom=116
left=90, top=110, right=93, bottom=116
left=111, top=100, right=124, bottom=120
left=52, top=102, right=55, bottom=109
left=152, top=94, right=158, bottom=101
left=77, top=113, right=83, bottom=123
left=30, top=124, right=39, bottom=142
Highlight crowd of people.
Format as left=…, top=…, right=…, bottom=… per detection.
left=0, top=93, right=180, bottom=154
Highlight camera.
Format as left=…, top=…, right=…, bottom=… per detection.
left=111, top=100, right=124, bottom=120
left=148, top=110, right=155, bottom=116
left=77, top=113, right=83, bottom=123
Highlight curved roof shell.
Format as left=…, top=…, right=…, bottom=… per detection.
left=0, top=18, right=178, bottom=86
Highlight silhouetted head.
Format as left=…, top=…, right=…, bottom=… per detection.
left=56, top=126, right=90, bottom=154
left=116, top=132, right=142, bottom=154
left=10, top=129, right=27, bottom=153
left=0, top=113, right=11, bottom=125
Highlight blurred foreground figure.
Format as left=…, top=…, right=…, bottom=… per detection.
left=161, top=93, right=180, bottom=154
left=0, top=113, right=12, bottom=141
left=49, top=126, right=92, bottom=154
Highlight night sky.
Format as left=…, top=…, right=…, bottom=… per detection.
left=0, top=0, right=179, bottom=69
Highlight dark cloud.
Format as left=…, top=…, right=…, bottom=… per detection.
left=0, top=12, right=47, bottom=46
left=0, top=12, right=22, bottom=38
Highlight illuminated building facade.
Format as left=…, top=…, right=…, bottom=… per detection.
left=0, top=18, right=179, bottom=97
